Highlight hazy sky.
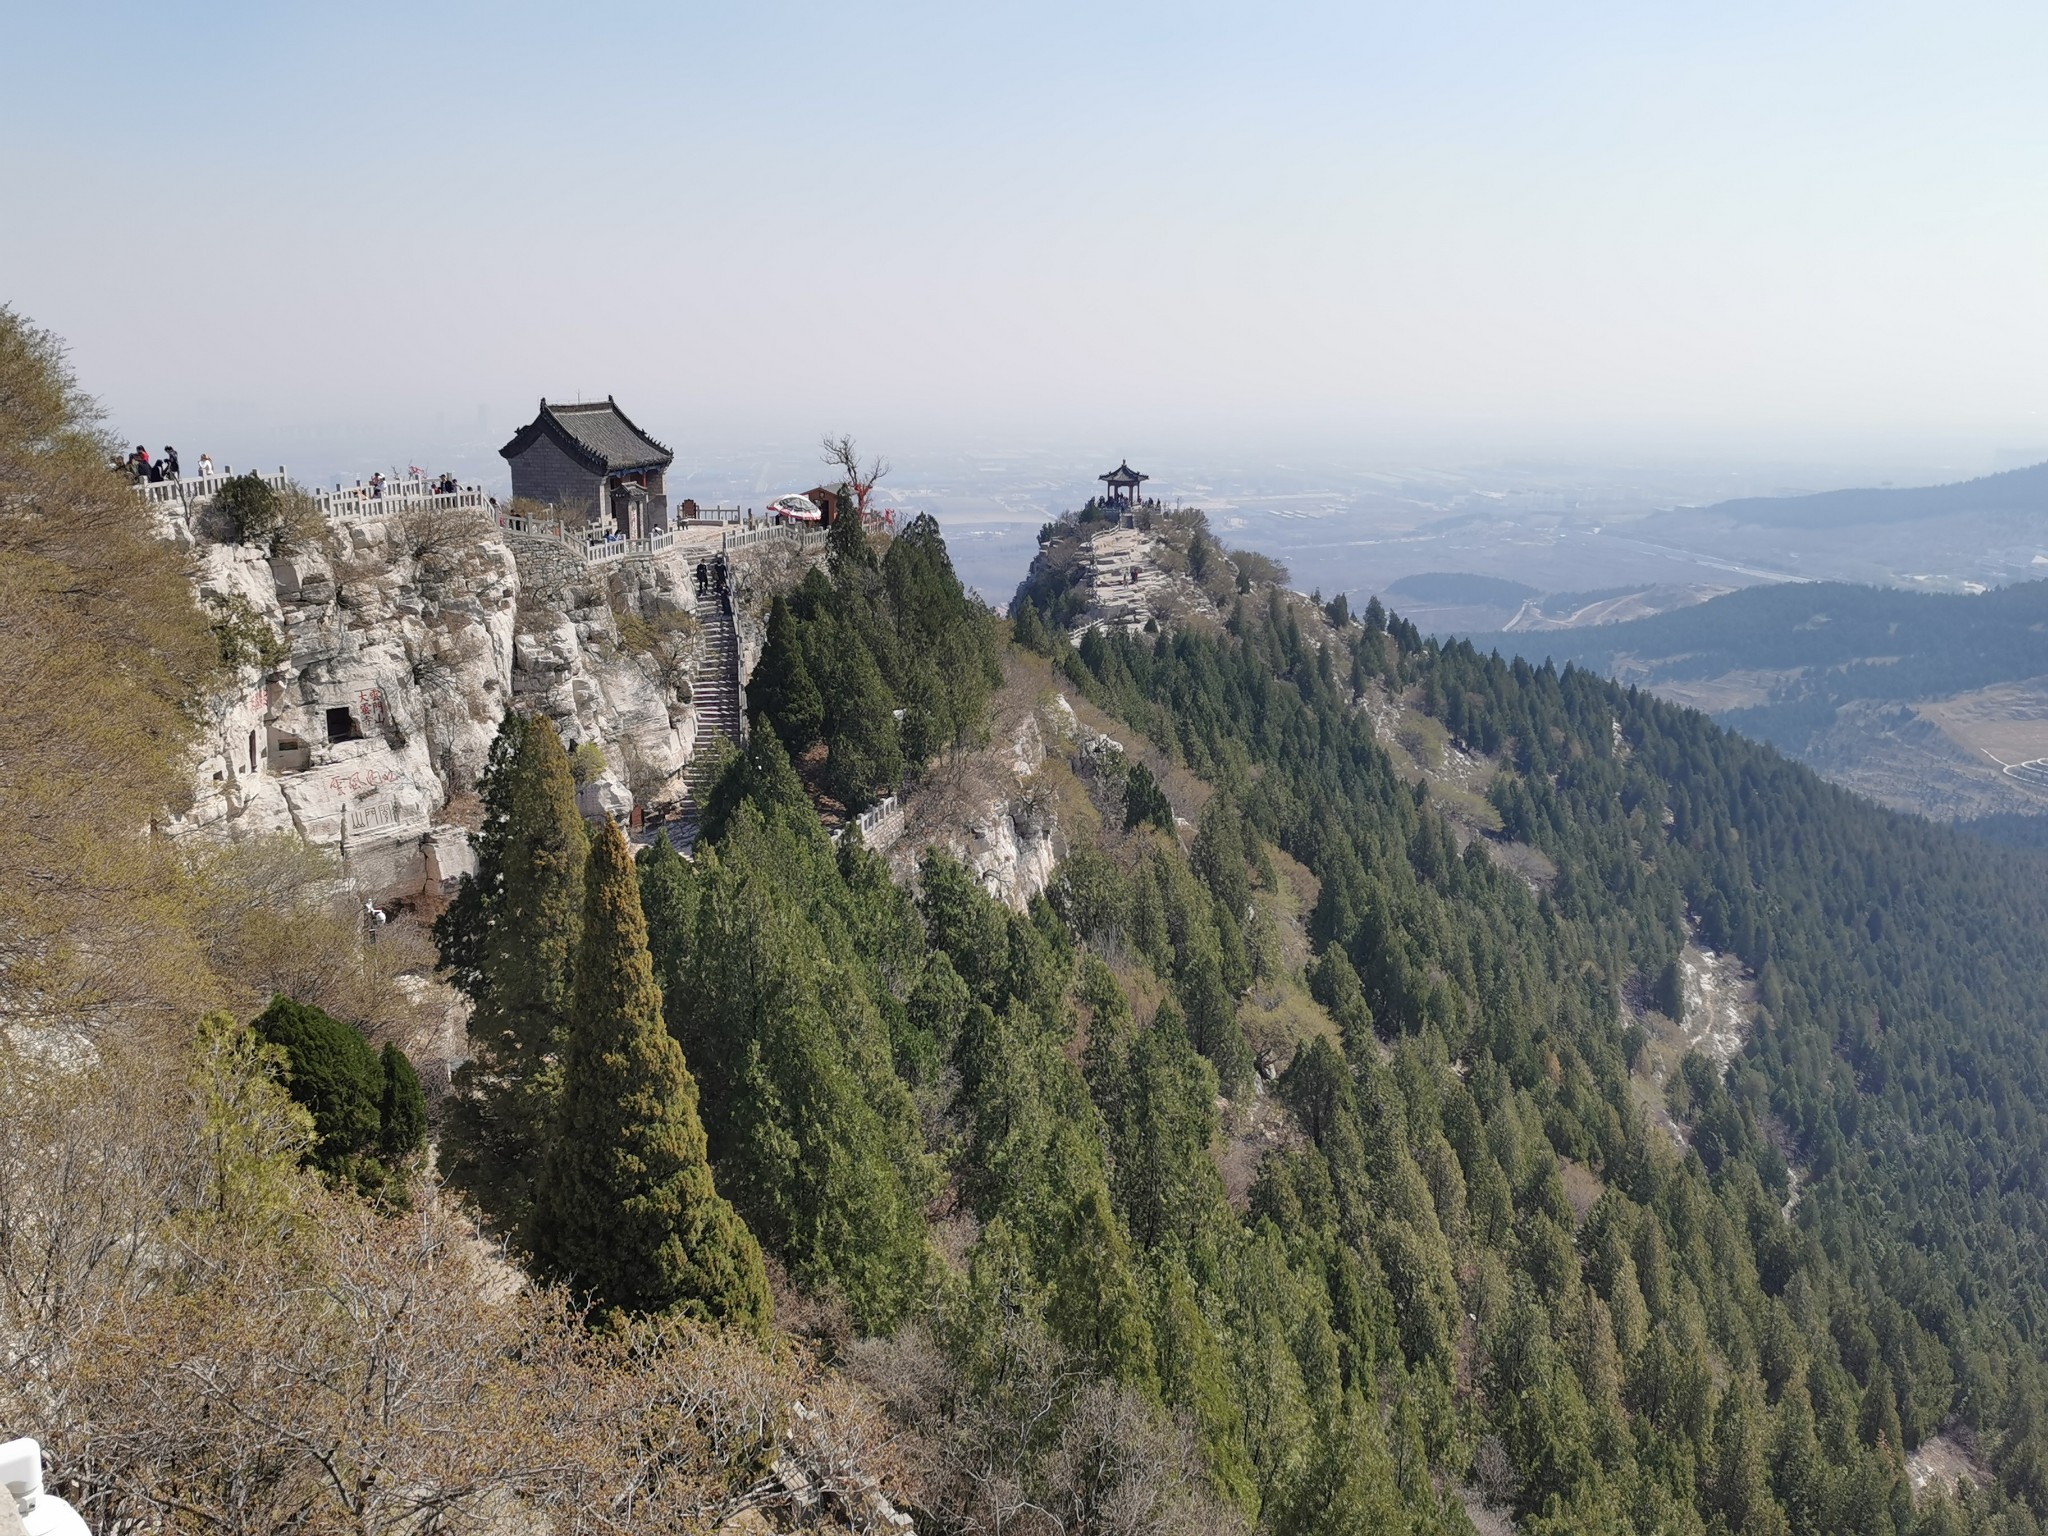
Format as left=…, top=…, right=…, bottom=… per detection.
left=6, top=1, right=2047, bottom=483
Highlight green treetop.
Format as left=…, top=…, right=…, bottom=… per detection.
left=751, top=593, right=825, bottom=757
left=437, top=710, right=588, bottom=1243
left=250, top=995, right=425, bottom=1199
left=530, top=817, right=771, bottom=1333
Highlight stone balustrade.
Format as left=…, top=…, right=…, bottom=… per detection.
left=141, top=470, right=814, bottom=568
left=317, top=476, right=490, bottom=520
left=504, top=509, right=818, bottom=566
left=134, top=468, right=290, bottom=505
left=134, top=468, right=489, bottom=523
left=720, top=523, right=789, bottom=553
left=837, top=793, right=905, bottom=850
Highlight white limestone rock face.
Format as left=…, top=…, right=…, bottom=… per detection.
left=967, top=800, right=1060, bottom=912
left=171, top=515, right=824, bottom=897
left=506, top=563, right=694, bottom=811
left=891, top=702, right=1066, bottom=912
left=175, top=519, right=520, bottom=893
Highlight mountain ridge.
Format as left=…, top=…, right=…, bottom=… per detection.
left=1695, top=459, right=2048, bottom=530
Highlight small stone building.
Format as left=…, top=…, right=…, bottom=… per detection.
left=500, top=397, right=674, bottom=536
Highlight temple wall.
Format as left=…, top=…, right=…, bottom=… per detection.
left=506, top=433, right=602, bottom=521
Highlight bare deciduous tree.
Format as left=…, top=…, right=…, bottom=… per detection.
left=822, top=434, right=890, bottom=522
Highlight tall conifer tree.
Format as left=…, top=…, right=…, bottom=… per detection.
left=531, top=818, right=771, bottom=1332
left=751, top=594, right=825, bottom=755
left=678, top=810, right=934, bottom=1330
left=439, top=711, right=588, bottom=1242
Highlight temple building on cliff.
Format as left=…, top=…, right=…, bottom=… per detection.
left=500, top=397, right=673, bottom=536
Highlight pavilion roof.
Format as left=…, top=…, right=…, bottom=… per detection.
left=1099, top=460, right=1148, bottom=486
left=500, top=397, right=674, bottom=473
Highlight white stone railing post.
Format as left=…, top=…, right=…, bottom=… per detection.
left=133, top=467, right=290, bottom=506
left=317, top=476, right=488, bottom=521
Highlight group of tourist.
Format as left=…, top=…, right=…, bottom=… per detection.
left=692, top=556, right=730, bottom=598
left=119, top=446, right=466, bottom=499
left=118, top=445, right=219, bottom=483
left=356, top=469, right=464, bottom=499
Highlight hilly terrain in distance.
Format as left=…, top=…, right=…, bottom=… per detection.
left=1374, top=572, right=1736, bottom=641
left=1344, top=460, right=2048, bottom=644
left=1458, top=580, right=2048, bottom=826
left=1559, top=458, right=2048, bottom=597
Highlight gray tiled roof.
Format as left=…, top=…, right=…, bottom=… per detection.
left=500, top=397, right=673, bottom=472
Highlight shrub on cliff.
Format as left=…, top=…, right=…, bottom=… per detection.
left=202, top=473, right=284, bottom=546
left=195, top=473, right=325, bottom=553
left=252, top=995, right=382, bottom=1168
left=251, top=994, right=425, bottom=1196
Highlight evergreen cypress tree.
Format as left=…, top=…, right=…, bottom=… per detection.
left=252, top=993, right=382, bottom=1174
left=439, top=711, right=588, bottom=1243
left=251, top=996, right=424, bottom=1197
left=1153, top=1258, right=1258, bottom=1514
left=377, top=1041, right=426, bottom=1160
left=751, top=594, right=825, bottom=755
left=1179, top=945, right=1254, bottom=1092
left=531, top=818, right=771, bottom=1333
left=635, top=829, right=698, bottom=1001
left=1192, top=794, right=1252, bottom=931
left=820, top=627, right=903, bottom=810
left=1770, top=1378, right=1826, bottom=1532
left=678, top=810, right=934, bottom=1330
left=1308, top=944, right=1376, bottom=1060
left=828, top=490, right=873, bottom=570
left=1710, top=1371, right=1790, bottom=1536
left=1011, top=597, right=1051, bottom=654
left=900, top=950, right=971, bottom=1086
left=700, top=720, right=815, bottom=849
left=1858, top=1361, right=1905, bottom=1454
left=918, top=848, right=1011, bottom=1003
left=1108, top=999, right=1230, bottom=1254
left=1123, top=762, right=1175, bottom=833
left=1272, top=1391, right=1410, bottom=1536
left=1043, top=1180, right=1159, bottom=1395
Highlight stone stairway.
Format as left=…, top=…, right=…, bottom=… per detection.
left=673, top=579, right=743, bottom=852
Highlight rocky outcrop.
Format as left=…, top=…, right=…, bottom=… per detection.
left=171, top=512, right=817, bottom=897
left=503, top=544, right=697, bottom=822
left=175, top=516, right=521, bottom=896
left=886, top=682, right=1077, bottom=912
left=956, top=798, right=1060, bottom=911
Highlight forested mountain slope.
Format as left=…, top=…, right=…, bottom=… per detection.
left=15, top=294, right=2048, bottom=1536
left=1459, top=578, right=2048, bottom=824
left=1013, top=516, right=2048, bottom=1533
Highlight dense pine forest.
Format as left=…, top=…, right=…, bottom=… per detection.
left=1010, top=519, right=2048, bottom=1534
left=9, top=300, right=2048, bottom=1536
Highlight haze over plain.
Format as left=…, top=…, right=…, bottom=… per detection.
left=6, top=2, right=2048, bottom=598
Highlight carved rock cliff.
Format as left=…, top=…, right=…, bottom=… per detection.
left=172, top=513, right=815, bottom=897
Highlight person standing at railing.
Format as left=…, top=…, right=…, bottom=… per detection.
left=161, top=446, right=180, bottom=479
left=369, top=471, right=385, bottom=499
left=198, top=452, right=214, bottom=477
